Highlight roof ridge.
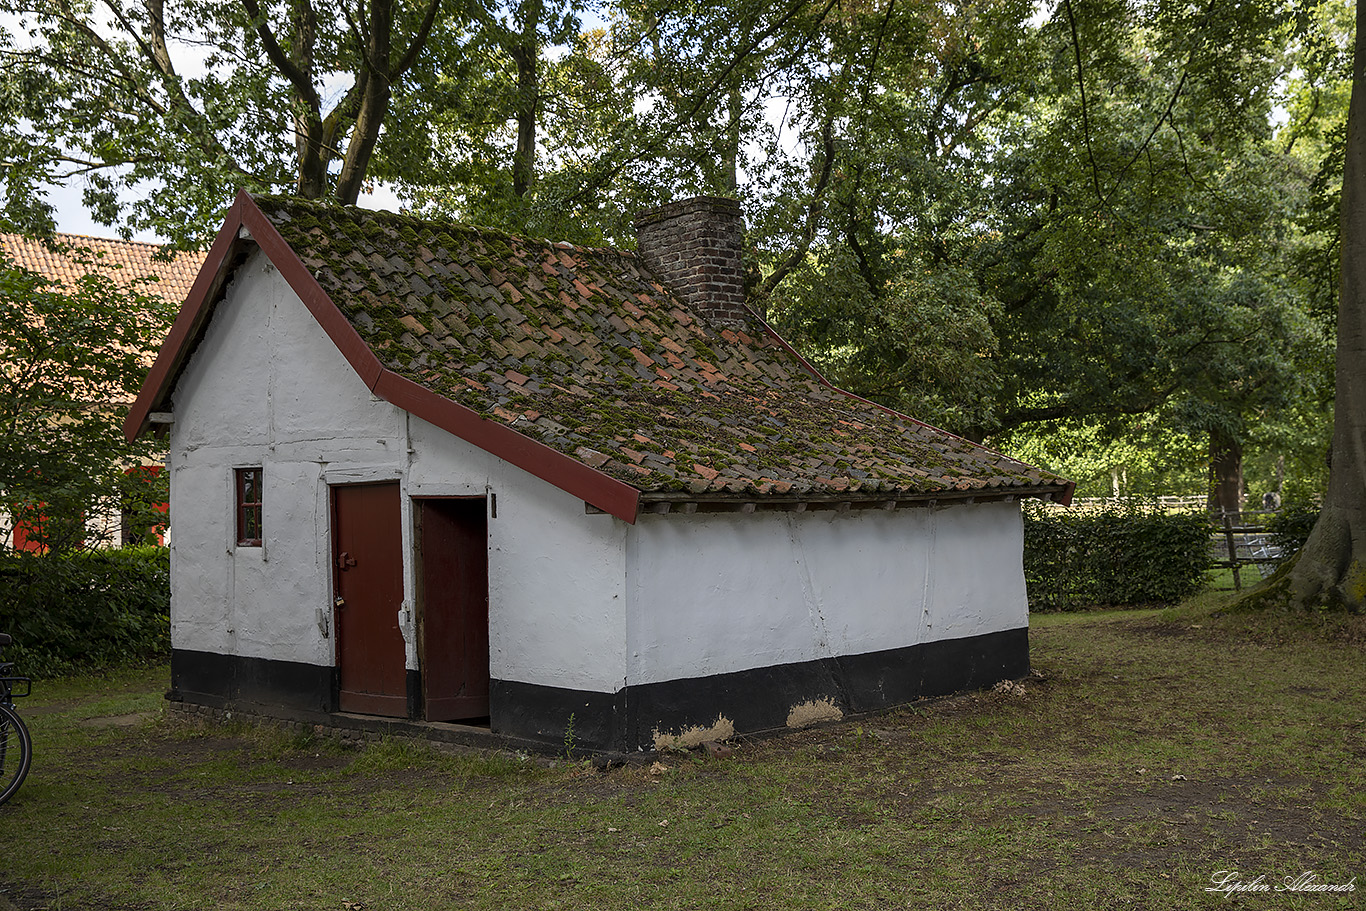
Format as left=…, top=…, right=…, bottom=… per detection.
left=249, top=193, right=640, bottom=260
left=0, top=231, right=176, bottom=252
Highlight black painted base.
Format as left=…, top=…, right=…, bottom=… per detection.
left=173, top=652, right=430, bottom=721
left=171, top=626, right=1028, bottom=753
left=171, top=649, right=336, bottom=715
left=491, top=627, right=1029, bottom=752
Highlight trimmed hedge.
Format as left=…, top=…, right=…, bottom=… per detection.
left=0, top=546, right=170, bottom=678
left=1023, top=502, right=1211, bottom=611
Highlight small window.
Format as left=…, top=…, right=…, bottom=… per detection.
left=236, top=468, right=263, bottom=546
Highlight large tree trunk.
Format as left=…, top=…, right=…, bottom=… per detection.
left=289, top=0, right=327, bottom=199
left=335, top=0, right=394, bottom=206
left=1269, top=0, right=1366, bottom=611
left=1208, top=429, right=1243, bottom=520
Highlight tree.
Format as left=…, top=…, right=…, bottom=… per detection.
left=393, top=0, right=600, bottom=237
left=0, top=248, right=173, bottom=552
left=0, top=0, right=449, bottom=245
left=1261, top=0, right=1366, bottom=611
left=0, top=0, right=1332, bottom=503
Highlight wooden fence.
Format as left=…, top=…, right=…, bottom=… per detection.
left=1208, top=511, right=1284, bottom=591
left=1069, top=495, right=1208, bottom=511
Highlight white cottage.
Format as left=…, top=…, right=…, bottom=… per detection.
left=126, top=192, right=1072, bottom=752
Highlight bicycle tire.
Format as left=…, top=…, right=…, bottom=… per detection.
left=0, top=703, right=31, bottom=806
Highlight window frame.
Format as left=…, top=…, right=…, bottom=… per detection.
left=235, top=467, right=263, bottom=547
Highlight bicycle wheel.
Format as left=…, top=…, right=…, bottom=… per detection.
left=0, top=703, right=31, bottom=806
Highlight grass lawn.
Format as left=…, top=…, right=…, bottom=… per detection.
left=0, top=593, right=1362, bottom=910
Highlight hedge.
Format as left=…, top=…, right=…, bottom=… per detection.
left=0, top=546, right=170, bottom=678
left=1023, top=501, right=1212, bottom=611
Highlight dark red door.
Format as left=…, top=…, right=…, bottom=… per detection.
left=416, top=498, right=489, bottom=721
left=333, top=482, right=407, bottom=717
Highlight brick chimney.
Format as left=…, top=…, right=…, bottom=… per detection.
left=633, top=196, right=752, bottom=326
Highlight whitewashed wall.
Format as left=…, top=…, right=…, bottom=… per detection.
left=406, top=420, right=627, bottom=692
left=166, top=247, right=625, bottom=691
left=623, top=503, right=1027, bottom=684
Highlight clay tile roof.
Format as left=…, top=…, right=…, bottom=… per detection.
left=256, top=196, right=1070, bottom=502
left=1, top=233, right=205, bottom=305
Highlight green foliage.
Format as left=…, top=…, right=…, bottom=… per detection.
left=0, top=250, right=173, bottom=553
left=0, top=0, right=461, bottom=243
left=0, top=546, right=170, bottom=678
left=117, top=467, right=170, bottom=548
left=1000, top=419, right=1207, bottom=499
left=1268, top=503, right=1321, bottom=558
left=768, top=245, right=1002, bottom=432
left=563, top=711, right=577, bottom=760
left=0, top=0, right=1341, bottom=492
left=1023, top=502, right=1212, bottom=611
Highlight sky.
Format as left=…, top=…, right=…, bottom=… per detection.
left=44, top=180, right=404, bottom=245
left=40, top=159, right=409, bottom=244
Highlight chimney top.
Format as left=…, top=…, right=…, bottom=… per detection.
left=633, top=197, right=752, bottom=327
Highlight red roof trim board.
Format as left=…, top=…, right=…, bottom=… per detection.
left=373, top=371, right=641, bottom=521
left=126, top=191, right=642, bottom=523
left=122, top=197, right=246, bottom=442
left=238, top=195, right=386, bottom=391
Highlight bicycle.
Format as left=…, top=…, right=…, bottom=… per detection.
left=0, top=633, right=32, bottom=806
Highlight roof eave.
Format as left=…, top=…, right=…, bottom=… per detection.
left=630, top=483, right=1071, bottom=514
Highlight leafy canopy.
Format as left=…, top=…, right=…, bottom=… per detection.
left=0, top=249, right=173, bottom=551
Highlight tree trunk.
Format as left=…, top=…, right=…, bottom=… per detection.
left=1208, top=429, right=1243, bottom=520
left=335, top=0, right=394, bottom=205
left=1271, top=0, right=1366, bottom=611
left=510, top=43, right=538, bottom=199
left=290, top=0, right=327, bottom=199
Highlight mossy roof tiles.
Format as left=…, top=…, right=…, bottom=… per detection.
left=254, top=195, right=1068, bottom=501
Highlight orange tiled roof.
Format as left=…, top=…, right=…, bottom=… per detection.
left=0, top=233, right=204, bottom=305
left=254, top=196, right=1069, bottom=503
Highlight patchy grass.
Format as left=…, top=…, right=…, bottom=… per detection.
left=1, top=596, right=1363, bottom=910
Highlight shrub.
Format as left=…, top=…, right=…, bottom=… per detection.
left=1023, top=501, right=1211, bottom=611
left=1267, top=504, right=1320, bottom=558
left=0, top=546, right=169, bottom=678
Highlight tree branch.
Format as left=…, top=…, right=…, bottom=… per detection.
left=1063, top=0, right=1104, bottom=203
left=238, top=0, right=322, bottom=109
left=567, top=0, right=838, bottom=208
left=392, top=0, right=442, bottom=78
left=1101, top=70, right=1189, bottom=209
left=754, top=113, right=836, bottom=301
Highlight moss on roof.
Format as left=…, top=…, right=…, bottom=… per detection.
left=258, top=195, right=1067, bottom=499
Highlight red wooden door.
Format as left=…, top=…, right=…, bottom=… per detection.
left=416, top=498, right=489, bottom=721
left=332, top=482, right=407, bottom=717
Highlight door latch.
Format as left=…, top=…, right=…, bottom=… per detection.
left=336, top=551, right=357, bottom=570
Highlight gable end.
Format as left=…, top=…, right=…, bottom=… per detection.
left=125, top=191, right=642, bottom=523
